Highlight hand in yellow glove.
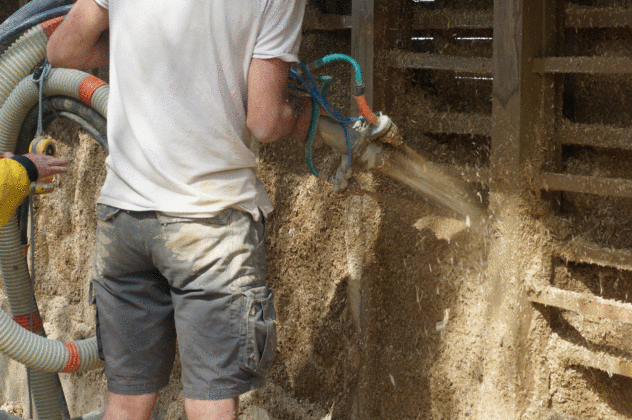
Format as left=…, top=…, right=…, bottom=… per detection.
left=0, top=153, right=68, bottom=228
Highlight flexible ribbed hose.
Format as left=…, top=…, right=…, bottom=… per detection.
left=27, top=369, right=64, bottom=420
left=0, top=68, right=107, bottom=373
left=0, top=6, right=72, bottom=56
left=0, top=14, right=68, bottom=420
left=0, top=0, right=72, bottom=47
left=0, top=25, right=49, bottom=110
left=0, top=220, right=34, bottom=315
left=0, top=21, right=70, bottom=415
left=0, top=68, right=108, bottom=152
left=0, top=6, right=103, bottom=420
left=0, top=286, right=101, bottom=372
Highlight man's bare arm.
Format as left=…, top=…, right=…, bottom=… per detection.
left=47, top=0, right=109, bottom=69
left=246, top=58, right=313, bottom=145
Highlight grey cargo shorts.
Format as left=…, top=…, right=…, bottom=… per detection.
left=91, top=204, right=276, bottom=400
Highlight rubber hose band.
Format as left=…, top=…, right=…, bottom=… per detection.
left=12, top=312, right=43, bottom=331
left=61, top=341, right=80, bottom=373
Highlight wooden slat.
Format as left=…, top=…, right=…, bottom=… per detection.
left=534, top=57, right=632, bottom=74
left=559, top=119, right=632, bottom=151
left=422, top=111, right=491, bottom=137
left=556, top=339, right=632, bottom=379
left=389, top=50, right=492, bottom=74
left=303, top=13, right=352, bottom=31
left=411, top=7, right=632, bottom=32
left=412, top=7, right=632, bottom=30
left=566, top=6, right=632, bottom=29
left=541, top=173, right=632, bottom=198
left=555, top=239, right=632, bottom=271
left=413, top=9, right=492, bottom=29
left=529, top=286, right=632, bottom=324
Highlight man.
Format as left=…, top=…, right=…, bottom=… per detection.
left=47, top=0, right=312, bottom=419
left=0, top=152, right=68, bottom=228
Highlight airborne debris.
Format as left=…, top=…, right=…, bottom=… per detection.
left=436, top=308, right=450, bottom=332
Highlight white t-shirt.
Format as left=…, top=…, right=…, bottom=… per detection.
left=93, top=0, right=306, bottom=219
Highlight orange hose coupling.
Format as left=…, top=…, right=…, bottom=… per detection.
left=61, top=340, right=80, bottom=373
left=355, top=94, right=378, bottom=124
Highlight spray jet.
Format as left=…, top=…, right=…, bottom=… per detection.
left=318, top=114, right=487, bottom=228
left=292, top=55, right=487, bottom=228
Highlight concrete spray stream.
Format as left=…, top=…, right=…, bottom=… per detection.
left=317, top=115, right=488, bottom=228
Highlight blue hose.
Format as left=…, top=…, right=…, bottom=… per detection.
left=307, top=53, right=364, bottom=86
left=289, top=67, right=360, bottom=126
left=304, top=77, right=328, bottom=176
left=291, top=54, right=366, bottom=178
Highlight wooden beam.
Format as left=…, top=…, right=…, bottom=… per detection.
left=352, top=0, right=375, bottom=108
left=350, top=3, right=375, bottom=419
left=388, top=51, right=492, bottom=74
left=491, top=1, right=557, bottom=191
left=413, top=9, right=492, bottom=29
left=555, top=239, right=632, bottom=271
left=559, top=119, right=632, bottom=151
left=555, top=339, right=632, bottom=379
left=303, top=13, right=352, bottom=31
left=536, top=0, right=565, bottom=183
left=411, top=7, right=632, bottom=31
left=529, top=286, right=632, bottom=324
left=373, top=0, right=412, bottom=112
left=534, top=57, right=632, bottom=74
left=566, top=6, right=632, bottom=29
left=541, top=173, right=632, bottom=198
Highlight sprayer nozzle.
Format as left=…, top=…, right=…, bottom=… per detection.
left=373, top=117, right=404, bottom=149
left=370, top=114, right=392, bottom=139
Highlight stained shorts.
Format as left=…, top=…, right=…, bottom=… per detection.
left=91, top=204, right=276, bottom=400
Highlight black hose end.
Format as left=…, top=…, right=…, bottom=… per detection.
left=354, top=84, right=365, bottom=97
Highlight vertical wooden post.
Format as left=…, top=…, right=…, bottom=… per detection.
left=484, top=5, right=538, bottom=416
left=492, top=0, right=564, bottom=189
left=492, top=1, right=540, bottom=189
left=349, top=3, right=373, bottom=419
left=372, top=0, right=410, bottom=113
left=484, top=0, right=565, bottom=417
left=538, top=0, right=565, bottom=211
left=351, top=0, right=374, bottom=109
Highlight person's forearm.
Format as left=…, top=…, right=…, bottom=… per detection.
left=247, top=58, right=307, bottom=144
left=46, top=0, right=110, bottom=70
left=48, top=30, right=109, bottom=69
left=248, top=91, right=313, bottom=144
left=254, top=97, right=296, bottom=144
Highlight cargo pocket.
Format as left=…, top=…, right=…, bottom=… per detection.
left=241, top=290, right=277, bottom=377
